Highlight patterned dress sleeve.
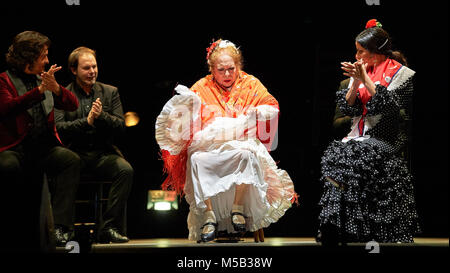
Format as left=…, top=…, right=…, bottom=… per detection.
left=336, top=88, right=363, bottom=117
left=365, top=84, right=400, bottom=116
left=395, top=78, right=414, bottom=120
left=366, top=66, right=415, bottom=117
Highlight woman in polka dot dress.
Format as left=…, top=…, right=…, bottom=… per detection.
left=318, top=19, right=420, bottom=244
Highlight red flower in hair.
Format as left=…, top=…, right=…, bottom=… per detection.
left=206, top=39, right=221, bottom=60
left=366, top=19, right=382, bottom=29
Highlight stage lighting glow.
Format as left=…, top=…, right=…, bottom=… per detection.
left=269, top=238, right=284, bottom=246
left=147, top=190, right=178, bottom=211
left=154, top=202, right=171, bottom=211
left=124, top=111, right=140, bottom=127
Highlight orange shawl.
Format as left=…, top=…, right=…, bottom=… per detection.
left=192, top=71, right=279, bottom=149
left=192, top=71, right=279, bottom=121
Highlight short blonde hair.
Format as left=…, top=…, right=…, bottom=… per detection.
left=68, top=46, right=96, bottom=70
left=207, top=44, right=243, bottom=72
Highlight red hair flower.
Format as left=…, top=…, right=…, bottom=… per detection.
left=365, top=19, right=382, bottom=29
left=206, top=39, right=221, bottom=60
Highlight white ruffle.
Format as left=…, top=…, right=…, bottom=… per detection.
left=255, top=105, right=279, bottom=121
left=342, top=114, right=382, bottom=142
left=155, top=85, right=201, bottom=155
left=387, top=66, right=415, bottom=91
left=190, top=114, right=257, bottom=147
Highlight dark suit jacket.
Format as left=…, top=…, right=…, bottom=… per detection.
left=333, top=78, right=352, bottom=137
left=0, top=71, right=79, bottom=152
left=55, top=81, right=125, bottom=156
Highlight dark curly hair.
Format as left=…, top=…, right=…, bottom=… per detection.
left=5, top=31, right=51, bottom=72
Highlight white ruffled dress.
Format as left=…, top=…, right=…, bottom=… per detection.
left=156, top=85, right=296, bottom=241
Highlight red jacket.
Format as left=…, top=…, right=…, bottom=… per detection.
left=0, top=71, right=79, bottom=152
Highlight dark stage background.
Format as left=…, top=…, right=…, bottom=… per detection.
left=2, top=1, right=448, bottom=239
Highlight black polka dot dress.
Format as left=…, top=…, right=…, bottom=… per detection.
left=318, top=67, right=420, bottom=243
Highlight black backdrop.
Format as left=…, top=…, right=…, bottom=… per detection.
left=2, top=1, right=448, bottom=239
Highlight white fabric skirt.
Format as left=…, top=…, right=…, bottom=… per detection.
left=184, top=138, right=295, bottom=241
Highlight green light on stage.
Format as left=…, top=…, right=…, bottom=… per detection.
left=147, top=190, right=178, bottom=211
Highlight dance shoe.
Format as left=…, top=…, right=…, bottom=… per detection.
left=200, top=210, right=217, bottom=242
left=54, top=226, right=74, bottom=247
left=231, top=211, right=247, bottom=232
left=200, top=222, right=218, bottom=242
left=98, top=227, right=129, bottom=243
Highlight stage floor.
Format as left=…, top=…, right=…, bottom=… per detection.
left=89, top=237, right=448, bottom=254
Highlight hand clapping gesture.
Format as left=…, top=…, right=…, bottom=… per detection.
left=341, top=60, right=377, bottom=99
left=39, top=64, right=62, bottom=95
left=341, top=60, right=368, bottom=84
left=87, top=98, right=103, bottom=126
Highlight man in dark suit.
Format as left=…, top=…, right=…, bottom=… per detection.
left=55, top=47, right=133, bottom=243
left=0, top=31, right=81, bottom=251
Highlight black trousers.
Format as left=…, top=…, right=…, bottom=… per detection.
left=0, top=141, right=80, bottom=252
left=77, top=150, right=133, bottom=235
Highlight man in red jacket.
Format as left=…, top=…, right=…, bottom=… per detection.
left=0, top=31, right=80, bottom=251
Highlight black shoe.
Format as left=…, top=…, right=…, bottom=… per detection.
left=54, top=226, right=74, bottom=247
left=318, top=223, right=341, bottom=247
left=231, top=211, right=246, bottom=232
left=98, top=227, right=129, bottom=243
left=200, top=222, right=217, bottom=243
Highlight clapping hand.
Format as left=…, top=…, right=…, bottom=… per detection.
left=342, top=59, right=377, bottom=98
left=341, top=60, right=368, bottom=84
left=39, top=64, right=62, bottom=95
left=87, top=98, right=103, bottom=126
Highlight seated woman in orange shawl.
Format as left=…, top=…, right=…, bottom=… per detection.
left=156, top=39, right=296, bottom=242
